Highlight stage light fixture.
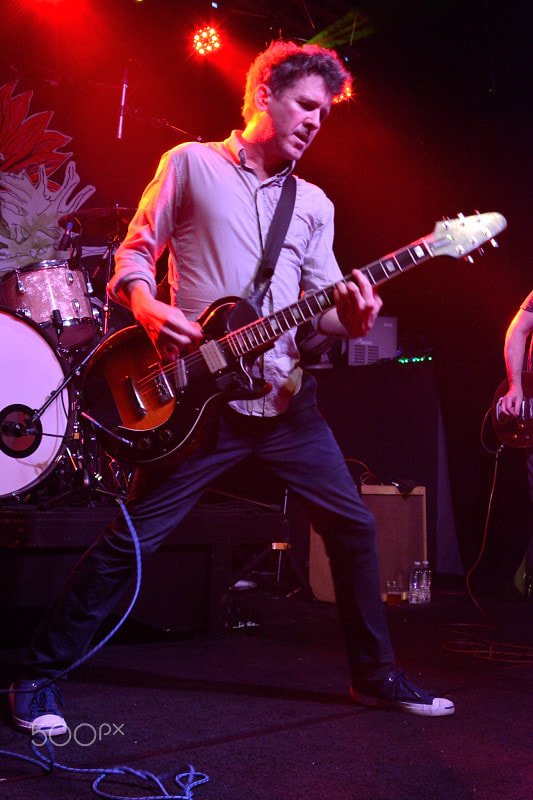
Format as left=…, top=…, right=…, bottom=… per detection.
left=193, top=26, right=221, bottom=56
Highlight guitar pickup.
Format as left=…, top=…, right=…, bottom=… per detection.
left=200, top=340, right=227, bottom=373
left=125, top=376, right=147, bottom=418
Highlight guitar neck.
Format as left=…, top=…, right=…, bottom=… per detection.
left=225, top=235, right=434, bottom=358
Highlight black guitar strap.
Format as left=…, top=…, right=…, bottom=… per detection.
left=249, top=174, right=296, bottom=312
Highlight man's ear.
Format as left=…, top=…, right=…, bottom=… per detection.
left=254, top=84, right=270, bottom=113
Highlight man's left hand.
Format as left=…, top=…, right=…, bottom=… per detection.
left=333, top=268, right=383, bottom=338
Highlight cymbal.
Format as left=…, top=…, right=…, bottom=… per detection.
left=59, top=206, right=136, bottom=240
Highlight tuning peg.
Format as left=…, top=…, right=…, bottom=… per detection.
left=464, top=255, right=475, bottom=263
left=490, top=238, right=499, bottom=248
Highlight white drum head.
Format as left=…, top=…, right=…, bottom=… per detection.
left=0, top=308, right=70, bottom=497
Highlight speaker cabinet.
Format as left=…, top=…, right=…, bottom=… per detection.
left=311, top=362, right=462, bottom=575
left=309, top=485, right=427, bottom=602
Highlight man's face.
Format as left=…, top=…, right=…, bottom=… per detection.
left=264, top=73, right=332, bottom=163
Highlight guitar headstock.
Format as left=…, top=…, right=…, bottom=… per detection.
left=426, top=212, right=507, bottom=261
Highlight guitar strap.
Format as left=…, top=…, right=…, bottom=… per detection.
left=249, top=174, right=296, bottom=312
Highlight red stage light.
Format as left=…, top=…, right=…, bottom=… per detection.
left=193, top=26, right=221, bottom=57
left=333, top=80, right=353, bottom=104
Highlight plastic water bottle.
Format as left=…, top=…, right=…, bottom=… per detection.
left=408, top=561, right=422, bottom=604
left=420, top=560, right=432, bottom=604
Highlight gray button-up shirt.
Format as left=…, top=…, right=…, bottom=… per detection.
left=109, top=131, right=343, bottom=416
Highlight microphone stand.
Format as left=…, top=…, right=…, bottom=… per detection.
left=124, top=105, right=203, bottom=142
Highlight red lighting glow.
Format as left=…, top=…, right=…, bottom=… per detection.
left=333, top=80, right=353, bottom=104
left=193, top=26, right=221, bottom=56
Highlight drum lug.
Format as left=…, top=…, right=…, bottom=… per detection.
left=18, top=307, right=32, bottom=319
left=16, top=273, right=25, bottom=294
left=71, top=299, right=81, bottom=316
left=66, top=269, right=75, bottom=284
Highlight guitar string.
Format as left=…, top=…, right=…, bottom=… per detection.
left=105, top=220, right=496, bottom=396
left=131, top=305, right=304, bottom=394
left=131, top=263, right=405, bottom=397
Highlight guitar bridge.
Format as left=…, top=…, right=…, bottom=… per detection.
left=153, top=368, right=174, bottom=403
left=125, top=376, right=147, bottom=418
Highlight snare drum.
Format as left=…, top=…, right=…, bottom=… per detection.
left=0, top=260, right=94, bottom=348
left=0, top=308, right=71, bottom=497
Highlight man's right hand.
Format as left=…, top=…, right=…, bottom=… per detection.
left=128, top=281, right=203, bottom=360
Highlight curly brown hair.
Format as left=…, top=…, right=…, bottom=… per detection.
left=242, top=40, right=352, bottom=123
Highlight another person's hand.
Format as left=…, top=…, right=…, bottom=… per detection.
left=499, top=387, right=524, bottom=418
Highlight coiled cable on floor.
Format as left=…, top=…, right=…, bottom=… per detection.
left=0, top=498, right=210, bottom=797
left=0, top=737, right=209, bottom=799
left=1, top=497, right=142, bottom=695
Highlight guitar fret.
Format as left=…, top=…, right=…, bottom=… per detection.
left=263, top=318, right=277, bottom=339
left=410, top=242, right=429, bottom=261
left=366, top=261, right=388, bottom=282
left=218, top=238, right=435, bottom=362
left=381, top=257, right=401, bottom=276
left=395, top=248, right=416, bottom=269
left=291, top=305, right=304, bottom=323
left=242, top=327, right=257, bottom=349
left=301, top=295, right=315, bottom=317
left=254, top=322, right=268, bottom=344
left=277, top=308, right=293, bottom=330
left=230, top=330, right=247, bottom=356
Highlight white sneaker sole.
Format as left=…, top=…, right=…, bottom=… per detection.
left=350, top=687, right=455, bottom=717
left=9, top=687, right=68, bottom=735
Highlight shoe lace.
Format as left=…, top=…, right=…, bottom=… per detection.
left=32, top=683, right=64, bottom=716
left=388, top=669, right=435, bottom=702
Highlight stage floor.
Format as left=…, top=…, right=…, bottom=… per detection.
left=0, top=577, right=531, bottom=800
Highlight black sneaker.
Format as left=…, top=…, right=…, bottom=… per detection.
left=350, top=669, right=455, bottom=717
left=9, top=679, right=67, bottom=735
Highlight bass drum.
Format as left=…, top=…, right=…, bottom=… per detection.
left=0, top=308, right=71, bottom=498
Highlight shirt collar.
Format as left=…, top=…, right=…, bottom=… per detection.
left=224, top=130, right=294, bottom=184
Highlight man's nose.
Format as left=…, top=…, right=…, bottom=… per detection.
left=305, top=109, right=321, bottom=131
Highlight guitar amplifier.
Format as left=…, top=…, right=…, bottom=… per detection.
left=347, top=316, right=397, bottom=366
left=309, top=485, right=427, bottom=601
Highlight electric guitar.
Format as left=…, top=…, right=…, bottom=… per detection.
left=491, top=372, right=533, bottom=448
left=82, top=212, right=507, bottom=465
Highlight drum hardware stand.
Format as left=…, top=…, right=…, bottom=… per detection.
left=230, top=489, right=315, bottom=601
left=26, top=331, right=130, bottom=508
left=99, top=237, right=120, bottom=336
left=89, top=217, right=126, bottom=337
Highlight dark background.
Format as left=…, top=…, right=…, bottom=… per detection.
left=2, top=0, right=532, bottom=583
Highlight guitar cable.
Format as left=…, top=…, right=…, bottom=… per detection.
left=0, top=498, right=210, bottom=799
left=441, top=407, right=533, bottom=668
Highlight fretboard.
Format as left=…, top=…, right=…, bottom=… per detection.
left=225, top=236, right=433, bottom=358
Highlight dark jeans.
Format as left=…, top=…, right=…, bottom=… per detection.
left=23, top=373, right=395, bottom=687
left=526, top=448, right=533, bottom=573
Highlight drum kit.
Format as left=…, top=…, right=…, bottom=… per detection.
left=0, top=206, right=137, bottom=503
